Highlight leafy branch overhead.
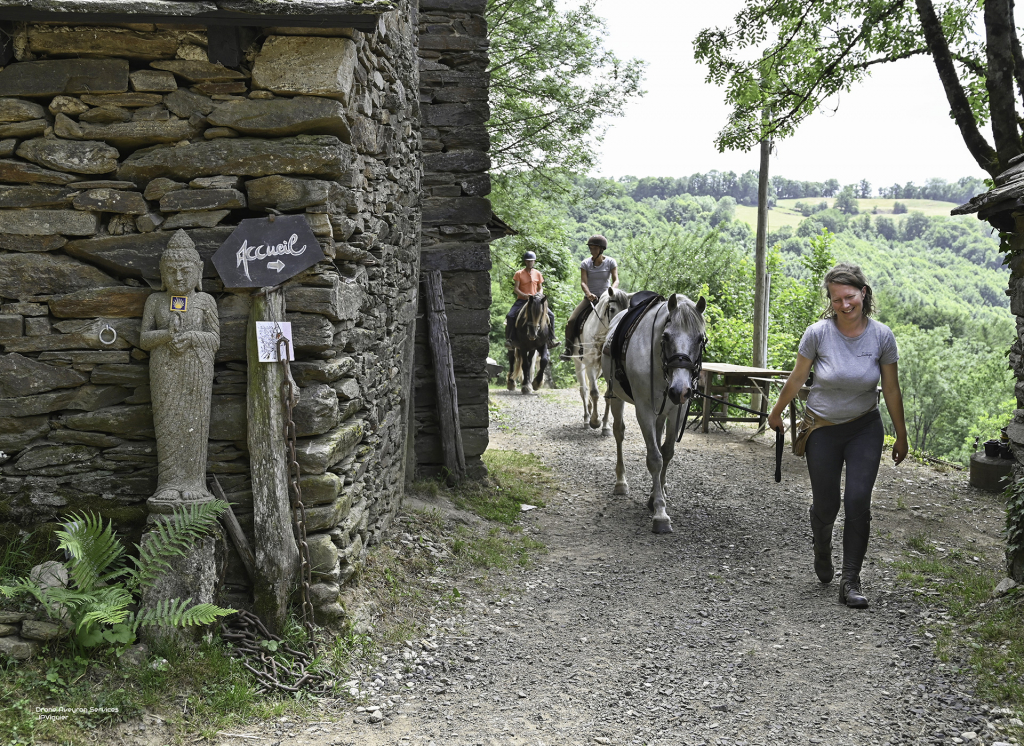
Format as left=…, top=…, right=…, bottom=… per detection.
left=487, top=0, right=646, bottom=174
left=694, top=0, right=1022, bottom=177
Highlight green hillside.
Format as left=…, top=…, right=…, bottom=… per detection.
left=736, top=198, right=964, bottom=232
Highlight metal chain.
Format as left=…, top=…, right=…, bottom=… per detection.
left=261, top=285, right=317, bottom=642
left=251, top=285, right=316, bottom=639
left=221, top=610, right=327, bottom=694
left=277, top=330, right=316, bottom=640
left=216, top=287, right=321, bottom=694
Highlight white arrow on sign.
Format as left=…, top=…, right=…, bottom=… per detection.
left=267, top=260, right=286, bottom=272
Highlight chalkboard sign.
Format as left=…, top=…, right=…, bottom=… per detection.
left=211, top=214, right=325, bottom=288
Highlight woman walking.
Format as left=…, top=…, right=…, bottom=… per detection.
left=767, top=263, right=908, bottom=608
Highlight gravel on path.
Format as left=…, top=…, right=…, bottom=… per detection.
left=139, top=387, right=1022, bottom=746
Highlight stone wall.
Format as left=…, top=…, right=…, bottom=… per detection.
left=414, top=0, right=491, bottom=479
left=0, top=6, right=423, bottom=624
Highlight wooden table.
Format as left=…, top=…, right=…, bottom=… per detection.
left=698, top=362, right=796, bottom=434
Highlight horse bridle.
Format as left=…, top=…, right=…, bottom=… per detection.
left=521, top=293, right=546, bottom=341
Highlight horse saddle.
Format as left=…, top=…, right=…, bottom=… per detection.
left=608, top=291, right=664, bottom=401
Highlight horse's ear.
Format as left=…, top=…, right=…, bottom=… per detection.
left=696, top=296, right=707, bottom=315
left=607, top=287, right=614, bottom=298
left=667, top=294, right=678, bottom=311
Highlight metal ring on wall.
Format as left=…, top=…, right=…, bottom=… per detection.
left=98, top=324, right=117, bottom=346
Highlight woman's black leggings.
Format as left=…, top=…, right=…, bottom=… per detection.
left=805, top=409, right=884, bottom=578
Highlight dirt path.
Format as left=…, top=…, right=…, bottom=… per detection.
left=166, top=388, right=1019, bottom=746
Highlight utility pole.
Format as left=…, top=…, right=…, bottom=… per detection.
left=752, top=130, right=771, bottom=418
left=753, top=137, right=770, bottom=371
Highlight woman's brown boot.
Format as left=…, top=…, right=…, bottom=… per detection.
left=809, top=506, right=835, bottom=583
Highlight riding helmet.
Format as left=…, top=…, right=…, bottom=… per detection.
left=522, top=251, right=537, bottom=261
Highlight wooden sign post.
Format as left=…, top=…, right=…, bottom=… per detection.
left=212, top=215, right=324, bottom=634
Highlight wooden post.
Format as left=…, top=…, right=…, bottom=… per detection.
left=212, top=475, right=256, bottom=584
left=752, top=133, right=771, bottom=412
left=423, top=270, right=466, bottom=481
left=247, top=289, right=299, bottom=634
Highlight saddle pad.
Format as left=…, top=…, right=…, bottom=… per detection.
left=609, top=292, right=664, bottom=401
left=571, top=303, right=594, bottom=353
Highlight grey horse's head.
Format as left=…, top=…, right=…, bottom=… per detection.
left=662, top=294, right=707, bottom=406
left=597, top=287, right=632, bottom=324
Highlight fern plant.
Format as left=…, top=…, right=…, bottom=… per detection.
left=0, top=501, right=235, bottom=650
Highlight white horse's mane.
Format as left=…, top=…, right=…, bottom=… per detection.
left=595, top=287, right=630, bottom=318
left=669, top=294, right=706, bottom=335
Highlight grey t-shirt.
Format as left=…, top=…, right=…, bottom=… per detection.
left=798, top=318, right=899, bottom=423
left=581, top=256, right=617, bottom=297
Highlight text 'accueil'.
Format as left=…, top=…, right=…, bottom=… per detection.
left=211, top=214, right=325, bottom=288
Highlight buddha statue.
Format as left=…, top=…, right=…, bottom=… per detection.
left=140, top=230, right=221, bottom=513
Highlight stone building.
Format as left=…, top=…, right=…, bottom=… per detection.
left=0, top=0, right=492, bottom=622
left=955, top=156, right=1024, bottom=580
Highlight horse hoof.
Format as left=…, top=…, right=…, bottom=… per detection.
left=613, top=483, right=629, bottom=495
left=601, top=428, right=611, bottom=436
left=652, top=519, right=673, bottom=534
left=589, top=421, right=600, bottom=430
left=506, top=380, right=515, bottom=391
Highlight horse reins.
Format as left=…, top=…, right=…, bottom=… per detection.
left=685, top=389, right=784, bottom=483
left=647, top=304, right=784, bottom=483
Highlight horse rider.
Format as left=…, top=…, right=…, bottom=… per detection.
left=560, top=234, right=619, bottom=361
left=506, top=250, right=559, bottom=348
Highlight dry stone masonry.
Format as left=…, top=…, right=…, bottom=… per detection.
left=415, top=0, right=491, bottom=479
left=0, top=0, right=495, bottom=628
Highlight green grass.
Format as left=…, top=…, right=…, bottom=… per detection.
left=461, top=450, right=550, bottom=523
left=894, top=544, right=1024, bottom=714
left=414, top=449, right=552, bottom=525
left=0, top=634, right=320, bottom=745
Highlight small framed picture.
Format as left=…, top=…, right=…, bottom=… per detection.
left=255, top=321, right=295, bottom=362
left=170, top=296, right=187, bottom=312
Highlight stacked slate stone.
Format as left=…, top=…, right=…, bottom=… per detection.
left=0, top=7, right=422, bottom=625
left=955, top=153, right=1024, bottom=578
left=415, top=0, right=492, bottom=479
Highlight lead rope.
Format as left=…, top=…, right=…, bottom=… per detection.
left=686, top=387, right=785, bottom=483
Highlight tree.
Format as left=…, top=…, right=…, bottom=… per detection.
left=834, top=187, right=860, bottom=215
left=487, top=0, right=646, bottom=174
left=694, top=0, right=1022, bottom=177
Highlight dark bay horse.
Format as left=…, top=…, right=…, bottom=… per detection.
left=507, top=293, right=551, bottom=394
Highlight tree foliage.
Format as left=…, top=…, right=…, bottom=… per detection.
left=694, top=0, right=1022, bottom=176
left=487, top=0, right=646, bottom=173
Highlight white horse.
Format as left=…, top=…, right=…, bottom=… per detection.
left=569, top=287, right=633, bottom=434
left=601, top=293, right=707, bottom=534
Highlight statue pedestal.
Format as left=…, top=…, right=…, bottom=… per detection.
left=138, top=526, right=226, bottom=646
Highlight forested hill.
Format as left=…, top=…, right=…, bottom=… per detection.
left=563, top=174, right=1009, bottom=340
left=619, top=171, right=986, bottom=205
left=490, top=171, right=1015, bottom=463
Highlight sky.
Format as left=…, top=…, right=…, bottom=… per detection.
left=591, top=1, right=990, bottom=189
